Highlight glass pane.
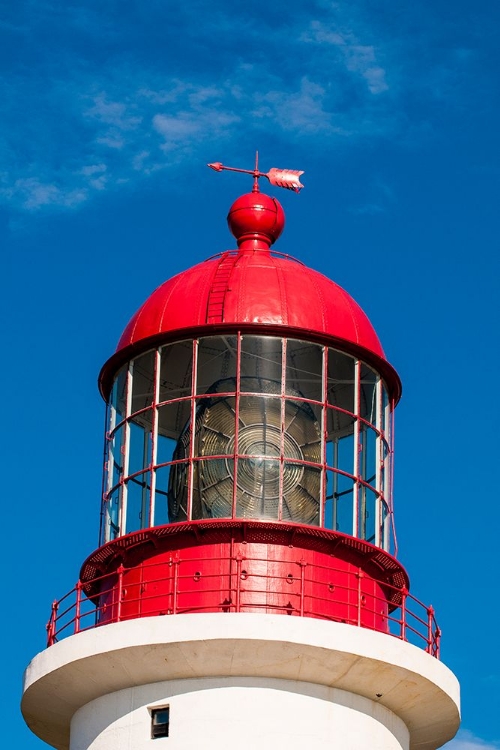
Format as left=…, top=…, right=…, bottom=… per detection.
left=109, top=426, right=124, bottom=490
left=238, top=394, right=280, bottom=455
left=333, top=473, right=354, bottom=535
left=382, top=384, right=390, bottom=439
left=380, top=500, right=389, bottom=550
left=337, top=430, right=355, bottom=478
left=196, top=457, right=233, bottom=518
left=286, top=340, right=323, bottom=402
left=359, top=424, right=377, bottom=488
left=128, top=415, right=153, bottom=476
left=157, top=399, right=191, bottom=451
left=166, top=406, right=194, bottom=521
left=111, top=365, right=128, bottom=423
left=153, top=467, right=170, bottom=526
left=360, top=363, right=378, bottom=423
left=159, top=340, right=193, bottom=403
left=168, top=461, right=190, bottom=522
left=125, top=472, right=151, bottom=533
left=197, top=336, right=237, bottom=395
left=240, top=336, right=282, bottom=387
left=131, top=350, right=156, bottom=414
left=327, top=349, right=355, bottom=411
left=105, top=489, right=120, bottom=541
left=282, top=464, right=320, bottom=525
left=359, top=486, right=377, bottom=543
left=284, top=399, right=321, bottom=463
left=236, top=455, right=279, bottom=520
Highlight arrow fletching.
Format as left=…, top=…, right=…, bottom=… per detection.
left=207, top=162, right=224, bottom=172
left=266, top=168, right=304, bottom=193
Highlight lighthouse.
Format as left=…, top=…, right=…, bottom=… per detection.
left=21, top=160, right=460, bottom=750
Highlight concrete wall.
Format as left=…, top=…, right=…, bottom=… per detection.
left=71, top=677, right=409, bottom=750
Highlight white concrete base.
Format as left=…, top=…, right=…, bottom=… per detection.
left=22, top=614, right=460, bottom=750
left=71, top=678, right=409, bottom=750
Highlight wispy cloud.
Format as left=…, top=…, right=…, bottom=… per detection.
left=0, top=1, right=481, bottom=212
left=446, top=730, right=500, bottom=750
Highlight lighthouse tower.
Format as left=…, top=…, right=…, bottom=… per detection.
left=22, top=162, right=460, bottom=750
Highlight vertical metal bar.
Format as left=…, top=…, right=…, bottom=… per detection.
left=120, top=363, right=133, bottom=536
left=116, top=564, right=124, bottom=622
left=74, top=581, right=82, bottom=634
left=235, top=554, right=242, bottom=612
left=427, top=605, right=435, bottom=654
left=435, top=625, right=441, bottom=659
left=357, top=568, right=363, bottom=626
left=173, top=559, right=179, bottom=614
left=332, top=441, right=338, bottom=531
left=353, top=360, right=360, bottom=538
left=278, top=338, right=287, bottom=522
left=231, top=333, right=242, bottom=518
left=320, top=346, right=328, bottom=527
left=105, top=394, right=118, bottom=544
left=374, top=377, right=382, bottom=548
left=400, top=587, right=407, bottom=641
left=187, top=340, right=198, bottom=521
left=389, top=399, right=397, bottom=555
left=46, top=600, right=58, bottom=647
left=99, top=404, right=111, bottom=546
left=299, top=561, right=306, bottom=617
left=148, top=348, right=160, bottom=528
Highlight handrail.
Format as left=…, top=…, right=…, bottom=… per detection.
left=46, top=553, right=440, bottom=656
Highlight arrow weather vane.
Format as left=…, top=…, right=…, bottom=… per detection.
left=208, top=151, right=304, bottom=193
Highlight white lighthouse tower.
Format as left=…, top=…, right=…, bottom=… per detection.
left=21, top=162, right=460, bottom=750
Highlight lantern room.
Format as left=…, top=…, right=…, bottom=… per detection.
left=98, top=189, right=401, bottom=553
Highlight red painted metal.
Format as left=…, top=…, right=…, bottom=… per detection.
left=45, top=533, right=440, bottom=657
left=99, top=250, right=400, bottom=401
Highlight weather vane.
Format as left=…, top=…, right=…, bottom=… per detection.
left=208, top=151, right=304, bottom=193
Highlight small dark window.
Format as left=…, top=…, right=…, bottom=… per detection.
left=151, top=707, right=170, bottom=739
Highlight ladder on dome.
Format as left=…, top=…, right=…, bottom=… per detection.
left=206, top=252, right=237, bottom=324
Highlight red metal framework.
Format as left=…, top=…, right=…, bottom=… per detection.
left=46, top=548, right=440, bottom=657
left=100, top=334, right=395, bottom=553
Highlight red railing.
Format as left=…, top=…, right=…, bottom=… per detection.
left=46, top=553, right=440, bottom=657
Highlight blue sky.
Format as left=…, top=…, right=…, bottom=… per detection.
left=3, top=1, right=499, bottom=747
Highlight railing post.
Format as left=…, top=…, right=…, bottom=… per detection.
left=299, top=560, right=307, bottom=617
left=173, top=559, right=179, bottom=615
left=356, top=568, right=363, bottom=626
left=434, top=625, right=441, bottom=659
left=400, top=586, right=408, bottom=640
left=116, top=564, right=124, bottom=622
left=75, top=581, right=82, bottom=634
left=235, top=554, right=243, bottom=613
left=427, top=605, right=435, bottom=654
left=46, top=600, right=58, bottom=647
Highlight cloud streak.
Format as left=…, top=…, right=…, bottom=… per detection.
left=0, top=1, right=480, bottom=212
left=445, top=730, right=500, bottom=750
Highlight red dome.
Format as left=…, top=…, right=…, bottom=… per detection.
left=100, top=192, right=401, bottom=400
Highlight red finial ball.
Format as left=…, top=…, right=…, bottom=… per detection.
left=227, top=192, right=285, bottom=248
